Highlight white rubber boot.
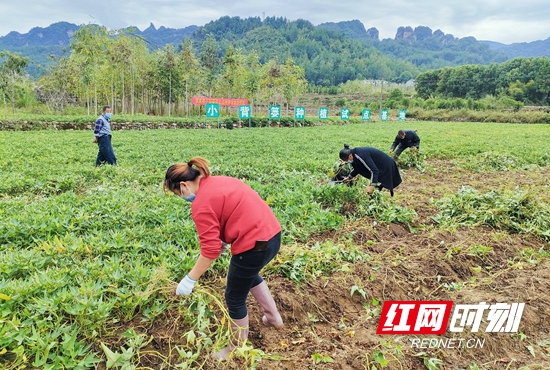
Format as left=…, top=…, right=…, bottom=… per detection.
left=250, top=281, right=284, bottom=329
left=212, top=315, right=249, bottom=361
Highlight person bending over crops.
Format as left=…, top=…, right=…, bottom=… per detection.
left=389, top=129, right=420, bottom=159
left=164, top=157, right=283, bottom=361
left=339, top=144, right=402, bottom=196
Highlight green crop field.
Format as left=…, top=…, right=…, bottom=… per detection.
left=1, top=121, right=550, bottom=369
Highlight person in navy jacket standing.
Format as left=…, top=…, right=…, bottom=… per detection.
left=93, top=105, right=117, bottom=166
left=340, top=144, right=402, bottom=196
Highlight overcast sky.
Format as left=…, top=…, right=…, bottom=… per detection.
left=1, top=0, right=550, bottom=44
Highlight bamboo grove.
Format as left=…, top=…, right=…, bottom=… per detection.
left=8, top=25, right=308, bottom=117
left=2, top=21, right=550, bottom=119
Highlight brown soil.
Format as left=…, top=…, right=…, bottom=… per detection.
left=101, top=161, right=550, bottom=370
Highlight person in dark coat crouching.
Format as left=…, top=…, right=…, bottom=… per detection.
left=390, top=129, right=420, bottom=159
left=339, top=144, right=402, bottom=196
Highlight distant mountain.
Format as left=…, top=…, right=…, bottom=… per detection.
left=318, top=21, right=511, bottom=68
left=317, top=20, right=550, bottom=62
left=0, top=21, right=197, bottom=49
left=124, top=22, right=198, bottom=50
left=480, top=38, right=550, bottom=58
left=1, top=19, right=548, bottom=79
left=315, top=20, right=378, bottom=41
left=0, top=21, right=198, bottom=76
left=0, top=21, right=79, bottom=48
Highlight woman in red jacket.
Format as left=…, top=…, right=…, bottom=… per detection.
left=164, top=157, right=283, bottom=360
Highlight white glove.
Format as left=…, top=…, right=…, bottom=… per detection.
left=176, top=274, right=196, bottom=296
left=221, top=242, right=230, bottom=253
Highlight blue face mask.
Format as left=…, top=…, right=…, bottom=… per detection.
left=348, top=160, right=353, bottom=164
left=105, top=113, right=112, bottom=118
left=180, top=185, right=196, bottom=203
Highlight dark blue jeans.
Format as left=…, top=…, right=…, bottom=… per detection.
left=225, top=232, right=281, bottom=319
left=96, top=135, right=117, bottom=166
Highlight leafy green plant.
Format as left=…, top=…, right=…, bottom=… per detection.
left=99, top=329, right=153, bottom=369
left=468, top=152, right=523, bottom=171
left=1, top=122, right=549, bottom=369
left=467, top=244, right=493, bottom=259
left=350, top=285, right=367, bottom=299
left=424, top=356, right=444, bottom=370
left=267, top=240, right=370, bottom=283
left=512, top=332, right=527, bottom=341
left=442, top=281, right=466, bottom=291
left=373, top=350, right=389, bottom=368
left=433, top=186, right=550, bottom=240
left=445, top=246, right=462, bottom=259
left=396, top=149, right=426, bottom=172
left=311, top=352, right=334, bottom=364
left=509, top=247, right=550, bottom=266
left=357, top=190, right=417, bottom=224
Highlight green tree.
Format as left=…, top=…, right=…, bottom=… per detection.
left=163, top=45, right=180, bottom=116
left=414, top=69, right=439, bottom=99
left=106, top=30, right=149, bottom=115
left=385, top=88, right=404, bottom=109
left=179, top=39, right=202, bottom=116
left=531, top=57, right=550, bottom=104
left=0, top=51, right=30, bottom=113
left=36, top=56, right=78, bottom=114
left=261, top=58, right=284, bottom=109
left=416, top=57, right=550, bottom=104
left=108, top=33, right=132, bottom=113
left=151, top=45, right=182, bottom=116
left=242, top=51, right=263, bottom=112
left=70, top=25, right=109, bottom=115
left=280, top=58, right=307, bottom=115
left=397, top=71, right=413, bottom=83
left=220, top=45, right=247, bottom=98
left=200, top=34, right=221, bottom=97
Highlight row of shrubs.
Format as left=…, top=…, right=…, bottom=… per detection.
left=405, top=108, right=550, bottom=124
left=0, top=116, right=324, bottom=131
left=1, top=110, right=549, bottom=131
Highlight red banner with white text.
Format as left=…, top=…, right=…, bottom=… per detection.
left=192, top=97, right=248, bottom=107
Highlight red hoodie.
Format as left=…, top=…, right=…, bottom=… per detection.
left=191, top=176, right=281, bottom=258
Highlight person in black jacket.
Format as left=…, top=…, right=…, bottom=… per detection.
left=339, top=144, right=402, bottom=196
left=390, top=130, right=420, bottom=159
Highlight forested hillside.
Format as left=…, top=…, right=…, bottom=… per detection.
left=0, top=22, right=197, bottom=77
left=482, top=38, right=550, bottom=58
left=415, top=57, right=550, bottom=105
left=190, top=16, right=419, bottom=85
left=1, top=17, right=548, bottom=81
left=1, top=16, right=550, bottom=118
left=318, top=21, right=510, bottom=70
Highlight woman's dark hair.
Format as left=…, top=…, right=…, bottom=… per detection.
left=163, top=156, right=211, bottom=191
left=339, top=144, right=352, bottom=161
